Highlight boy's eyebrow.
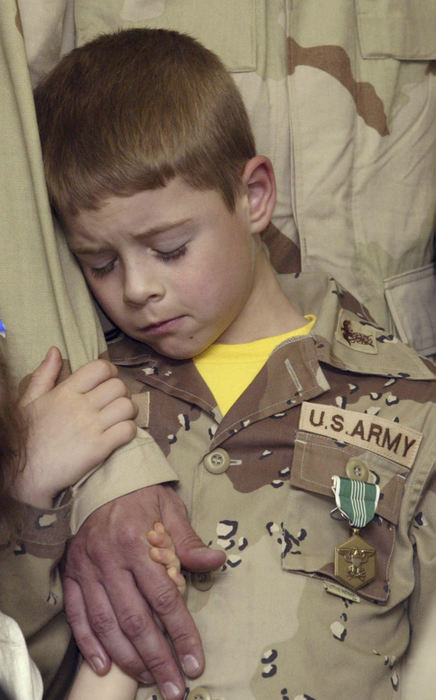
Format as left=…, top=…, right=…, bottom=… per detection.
left=133, top=218, right=193, bottom=240
left=72, top=218, right=193, bottom=255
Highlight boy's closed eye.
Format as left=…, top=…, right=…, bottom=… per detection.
left=153, top=243, right=188, bottom=262
left=88, top=243, right=188, bottom=278
left=90, top=259, right=117, bottom=278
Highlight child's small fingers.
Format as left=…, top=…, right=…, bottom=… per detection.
left=147, top=530, right=163, bottom=548
left=148, top=546, right=176, bottom=567
left=147, top=527, right=175, bottom=551
left=148, top=546, right=162, bottom=564
left=168, top=566, right=186, bottom=596
left=100, top=395, right=137, bottom=430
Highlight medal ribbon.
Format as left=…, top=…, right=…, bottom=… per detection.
left=332, top=476, right=380, bottom=528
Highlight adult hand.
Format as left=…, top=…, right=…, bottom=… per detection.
left=63, top=484, right=225, bottom=700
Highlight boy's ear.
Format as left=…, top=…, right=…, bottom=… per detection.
left=242, top=156, right=276, bottom=234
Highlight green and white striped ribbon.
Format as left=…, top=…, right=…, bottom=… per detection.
left=331, top=476, right=380, bottom=528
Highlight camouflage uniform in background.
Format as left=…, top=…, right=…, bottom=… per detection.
left=72, top=0, right=436, bottom=357
left=107, top=272, right=436, bottom=699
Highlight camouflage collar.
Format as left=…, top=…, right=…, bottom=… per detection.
left=278, top=273, right=436, bottom=380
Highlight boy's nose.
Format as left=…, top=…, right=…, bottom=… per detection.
left=123, top=265, right=165, bottom=306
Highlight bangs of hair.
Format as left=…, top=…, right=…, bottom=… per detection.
left=34, top=28, right=256, bottom=216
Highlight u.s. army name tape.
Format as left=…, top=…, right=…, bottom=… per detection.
left=299, top=402, right=422, bottom=469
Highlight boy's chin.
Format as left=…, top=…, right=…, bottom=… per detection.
left=128, top=333, right=199, bottom=361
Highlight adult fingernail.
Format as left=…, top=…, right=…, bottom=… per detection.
left=90, top=656, right=105, bottom=673
left=182, top=654, right=200, bottom=675
left=161, top=682, right=182, bottom=700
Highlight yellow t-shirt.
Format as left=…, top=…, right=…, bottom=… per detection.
left=194, top=315, right=316, bottom=415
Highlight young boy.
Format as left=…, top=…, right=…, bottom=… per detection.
left=34, top=28, right=436, bottom=699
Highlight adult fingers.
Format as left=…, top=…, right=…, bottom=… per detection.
left=63, top=574, right=111, bottom=676
left=135, top=555, right=205, bottom=681
left=64, top=539, right=150, bottom=681
left=125, top=488, right=210, bottom=679
left=100, top=565, right=187, bottom=695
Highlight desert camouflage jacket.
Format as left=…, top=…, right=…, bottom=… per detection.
left=107, top=273, right=436, bottom=700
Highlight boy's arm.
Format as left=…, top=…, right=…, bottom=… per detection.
left=67, top=661, right=137, bottom=700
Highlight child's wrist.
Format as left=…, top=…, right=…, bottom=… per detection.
left=9, top=470, right=55, bottom=509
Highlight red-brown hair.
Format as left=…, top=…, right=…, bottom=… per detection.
left=0, top=350, right=25, bottom=535
left=34, top=28, right=256, bottom=218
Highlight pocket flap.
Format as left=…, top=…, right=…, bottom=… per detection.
left=290, top=431, right=407, bottom=525
left=384, top=264, right=436, bottom=358
left=356, top=0, right=436, bottom=60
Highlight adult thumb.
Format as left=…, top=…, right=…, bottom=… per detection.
left=20, top=346, right=63, bottom=407
left=171, top=523, right=226, bottom=573
left=157, top=483, right=226, bottom=572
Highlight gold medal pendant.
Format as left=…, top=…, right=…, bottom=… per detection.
left=334, top=528, right=376, bottom=591
left=331, top=475, right=379, bottom=591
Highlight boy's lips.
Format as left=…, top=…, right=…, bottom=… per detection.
left=141, top=316, right=185, bottom=335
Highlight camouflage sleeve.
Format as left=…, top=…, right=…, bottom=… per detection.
left=0, top=497, right=73, bottom=692
left=70, top=429, right=177, bottom=533
left=401, top=467, right=436, bottom=695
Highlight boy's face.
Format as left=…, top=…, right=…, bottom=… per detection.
left=65, top=177, right=261, bottom=359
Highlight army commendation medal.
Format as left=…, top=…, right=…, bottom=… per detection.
left=331, top=476, right=380, bottom=591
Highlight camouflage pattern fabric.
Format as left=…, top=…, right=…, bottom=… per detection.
left=107, top=273, right=436, bottom=699
left=0, top=497, right=76, bottom=698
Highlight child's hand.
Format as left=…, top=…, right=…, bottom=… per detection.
left=12, top=347, right=137, bottom=508
left=147, top=522, right=187, bottom=596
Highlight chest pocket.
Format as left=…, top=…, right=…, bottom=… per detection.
left=283, top=430, right=409, bottom=603
left=75, top=0, right=257, bottom=73
left=356, top=0, right=436, bottom=60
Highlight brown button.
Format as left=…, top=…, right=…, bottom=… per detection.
left=191, top=571, right=213, bottom=592
left=187, top=688, right=212, bottom=700
left=345, top=458, right=369, bottom=482
left=203, top=448, right=230, bottom=474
